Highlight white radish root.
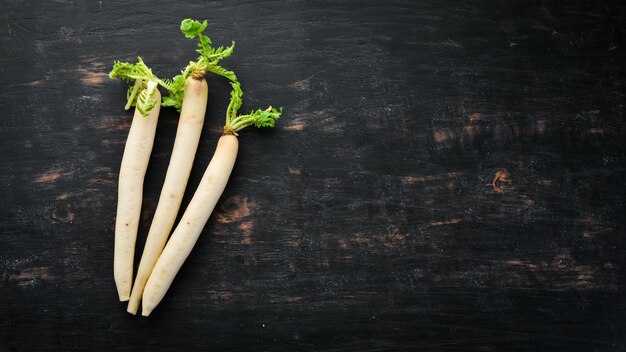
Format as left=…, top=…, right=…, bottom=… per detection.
left=127, top=77, right=208, bottom=314
left=114, top=89, right=161, bottom=302
left=141, top=134, right=238, bottom=316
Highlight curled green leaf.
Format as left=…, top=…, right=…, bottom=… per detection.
left=109, top=57, right=167, bottom=116
left=225, top=82, right=282, bottom=133
left=178, top=18, right=237, bottom=81
left=180, top=19, right=208, bottom=39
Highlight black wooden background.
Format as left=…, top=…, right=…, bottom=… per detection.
left=1, top=0, right=625, bottom=351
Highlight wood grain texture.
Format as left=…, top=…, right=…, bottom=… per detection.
left=1, top=0, right=625, bottom=351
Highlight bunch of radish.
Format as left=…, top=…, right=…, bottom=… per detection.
left=108, top=19, right=281, bottom=316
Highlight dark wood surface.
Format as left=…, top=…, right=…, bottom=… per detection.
left=1, top=1, right=625, bottom=351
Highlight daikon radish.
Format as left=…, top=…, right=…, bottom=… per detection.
left=126, top=77, right=207, bottom=314
left=109, top=58, right=165, bottom=301
left=141, top=82, right=281, bottom=316
left=127, top=19, right=237, bottom=314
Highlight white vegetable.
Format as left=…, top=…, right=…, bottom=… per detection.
left=127, top=77, right=208, bottom=314
left=141, top=134, right=238, bottom=316
left=114, top=87, right=161, bottom=301
left=140, top=81, right=281, bottom=316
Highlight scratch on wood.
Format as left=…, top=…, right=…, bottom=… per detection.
left=289, top=78, right=311, bottom=92
left=10, top=267, right=55, bottom=287
left=285, top=122, right=306, bottom=131
left=429, top=218, right=461, bottom=227
left=56, top=193, right=70, bottom=200
left=78, top=59, right=107, bottom=86
left=402, top=171, right=463, bottom=185
left=288, top=230, right=302, bottom=248
left=214, top=196, right=255, bottom=224
left=217, top=291, right=232, bottom=300
left=95, top=166, right=113, bottom=174
left=502, top=258, right=615, bottom=290
left=353, top=233, right=372, bottom=247
left=79, top=68, right=107, bottom=86
left=468, top=113, right=484, bottom=123
left=588, top=127, right=604, bottom=134
left=433, top=128, right=456, bottom=143
left=374, top=225, right=406, bottom=248
left=21, top=80, right=43, bottom=87
left=492, top=169, right=512, bottom=194
left=34, top=170, right=72, bottom=183
left=95, top=116, right=131, bottom=131
left=87, top=178, right=115, bottom=186
left=239, top=221, right=253, bottom=245
left=461, top=125, right=481, bottom=145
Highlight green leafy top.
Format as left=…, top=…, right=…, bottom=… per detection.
left=181, top=19, right=236, bottom=80
left=224, top=81, right=282, bottom=134
left=109, top=57, right=173, bottom=116
left=159, top=74, right=186, bottom=111
left=161, top=19, right=238, bottom=111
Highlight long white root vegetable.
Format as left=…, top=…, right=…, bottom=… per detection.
left=141, top=133, right=238, bottom=316
left=126, top=77, right=208, bottom=314
left=141, top=81, right=281, bottom=316
left=109, top=58, right=171, bottom=301
left=114, top=89, right=161, bottom=301
left=125, top=19, right=237, bottom=313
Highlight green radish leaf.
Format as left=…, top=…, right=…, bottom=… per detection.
left=109, top=57, right=154, bottom=83
left=180, top=19, right=208, bottom=39
left=159, top=73, right=186, bottom=111
left=226, top=81, right=283, bottom=132
left=161, top=19, right=238, bottom=112
left=178, top=18, right=237, bottom=82
left=161, top=96, right=179, bottom=108
left=205, top=64, right=237, bottom=84
left=109, top=57, right=161, bottom=115
left=137, top=89, right=156, bottom=114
